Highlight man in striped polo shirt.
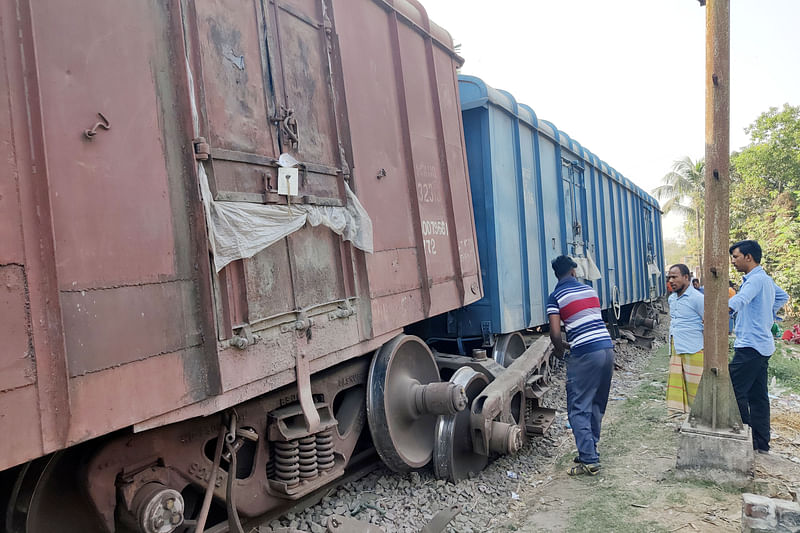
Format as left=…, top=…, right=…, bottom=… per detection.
left=547, top=255, right=614, bottom=476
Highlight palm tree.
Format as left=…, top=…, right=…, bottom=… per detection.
left=652, top=157, right=705, bottom=280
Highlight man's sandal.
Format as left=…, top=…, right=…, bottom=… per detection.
left=568, top=463, right=600, bottom=476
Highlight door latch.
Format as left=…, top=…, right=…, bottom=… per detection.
left=272, top=106, right=299, bottom=150
left=192, top=137, right=211, bottom=160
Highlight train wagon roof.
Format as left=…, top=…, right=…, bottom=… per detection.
left=458, top=75, right=661, bottom=212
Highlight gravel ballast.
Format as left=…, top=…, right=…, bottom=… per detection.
left=262, top=319, right=668, bottom=533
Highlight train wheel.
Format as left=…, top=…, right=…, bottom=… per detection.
left=367, top=335, right=467, bottom=472
left=433, top=367, right=489, bottom=482
left=492, top=332, right=526, bottom=367
left=5, top=448, right=104, bottom=533
left=630, top=302, right=658, bottom=330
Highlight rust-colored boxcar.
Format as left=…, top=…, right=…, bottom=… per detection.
left=0, top=0, right=479, bottom=530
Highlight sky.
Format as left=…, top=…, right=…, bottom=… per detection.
left=420, top=0, right=800, bottom=238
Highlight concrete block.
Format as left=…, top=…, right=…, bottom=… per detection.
left=742, top=493, right=800, bottom=533
left=675, top=422, right=754, bottom=486
left=743, top=493, right=778, bottom=532
left=775, top=499, right=800, bottom=530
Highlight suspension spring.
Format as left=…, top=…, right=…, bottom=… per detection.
left=266, top=443, right=275, bottom=479
left=316, top=428, right=335, bottom=472
left=298, top=435, right=318, bottom=480
left=274, top=440, right=300, bottom=487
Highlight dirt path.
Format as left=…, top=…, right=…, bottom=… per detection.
left=497, top=341, right=800, bottom=533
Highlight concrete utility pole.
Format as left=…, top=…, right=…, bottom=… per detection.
left=676, top=0, right=754, bottom=483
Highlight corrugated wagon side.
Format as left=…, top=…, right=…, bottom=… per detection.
left=412, top=75, right=664, bottom=364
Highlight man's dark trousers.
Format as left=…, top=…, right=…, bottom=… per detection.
left=729, top=347, right=771, bottom=451
left=566, top=347, right=614, bottom=464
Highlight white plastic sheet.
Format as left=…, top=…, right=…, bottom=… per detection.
left=198, top=165, right=373, bottom=272
left=575, top=253, right=602, bottom=281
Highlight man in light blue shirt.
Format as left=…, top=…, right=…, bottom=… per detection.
left=692, top=278, right=705, bottom=294
left=728, top=240, right=789, bottom=453
left=666, top=264, right=704, bottom=412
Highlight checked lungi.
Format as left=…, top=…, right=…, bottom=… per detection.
left=666, top=339, right=704, bottom=413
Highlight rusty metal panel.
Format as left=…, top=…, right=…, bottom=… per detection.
left=0, top=386, right=43, bottom=470
left=32, top=2, right=178, bottom=287
left=0, top=55, right=24, bottom=265
left=332, top=0, right=481, bottom=320
left=434, top=51, right=480, bottom=285
left=192, top=0, right=279, bottom=198
left=268, top=0, right=343, bottom=172
left=29, top=0, right=213, bottom=378
left=66, top=348, right=208, bottom=444
left=189, top=0, right=354, bottom=338
left=61, top=282, right=203, bottom=376
left=286, top=225, right=347, bottom=309
left=366, top=248, right=424, bottom=299
left=0, top=266, right=35, bottom=391
left=243, top=246, right=296, bottom=321
left=2, top=0, right=72, bottom=459
left=0, top=33, right=33, bottom=394
left=0, top=0, right=220, bottom=468
left=332, top=2, right=416, bottom=252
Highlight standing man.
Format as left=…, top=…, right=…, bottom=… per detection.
left=692, top=278, right=705, bottom=294
left=547, top=255, right=614, bottom=476
left=728, top=240, right=789, bottom=453
left=666, top=264, right=705, bottom=414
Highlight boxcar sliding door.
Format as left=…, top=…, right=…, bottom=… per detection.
left=184, top=0, right=363, bottom=391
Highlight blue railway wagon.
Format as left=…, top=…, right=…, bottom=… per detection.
left=412, top=75, right=664, bottom=353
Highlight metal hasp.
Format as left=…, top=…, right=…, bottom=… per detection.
left=469, top=336, right=552, bottom=456
left=686, top=0, right=742, bottom=434
left=367, top=335, right=467, bottom=472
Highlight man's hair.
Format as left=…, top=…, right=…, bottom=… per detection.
left=551, top=255, right=577, bottom=278
left=669, top=264, right=690, bottom=277
left=729, top=240, right=762, bottom=264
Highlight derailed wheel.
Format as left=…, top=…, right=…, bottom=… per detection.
left=5, top=449, right=104, bottom=533
left=367, top=335, right=467, bottom=472
left=433, top=367, right=490, bottom=483
left=492, top=332, right=526, bottom=367
left=630, top=302, right=658, bottom=330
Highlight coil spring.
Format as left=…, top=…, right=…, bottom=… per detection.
left=274, top=440, right=300, bottom=487
left=298, top=435, right=318, bottom=480
left=316, top=428, right=335, bottom=472
left=266, top=443, right=275, bottom=479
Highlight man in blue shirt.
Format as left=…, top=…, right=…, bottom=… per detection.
left=692, top=278, right=705, bottom=294
left=728, top=240, right=789, bottom=453
left=666, top=264, right=704, bottom=413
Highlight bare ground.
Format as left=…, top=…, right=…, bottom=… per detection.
left=497, top=340, right=800, bottom=533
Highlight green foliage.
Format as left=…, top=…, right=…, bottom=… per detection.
left=663, top=237, right=690, bottom=267
left=731, top=104, right=800, bottom=316
left=652, top=157, right=705, bottom=274
left=769, top=344, right=800, bottom=393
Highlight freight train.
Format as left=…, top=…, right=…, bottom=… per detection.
left=0, top=1, right=663, bottom=532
